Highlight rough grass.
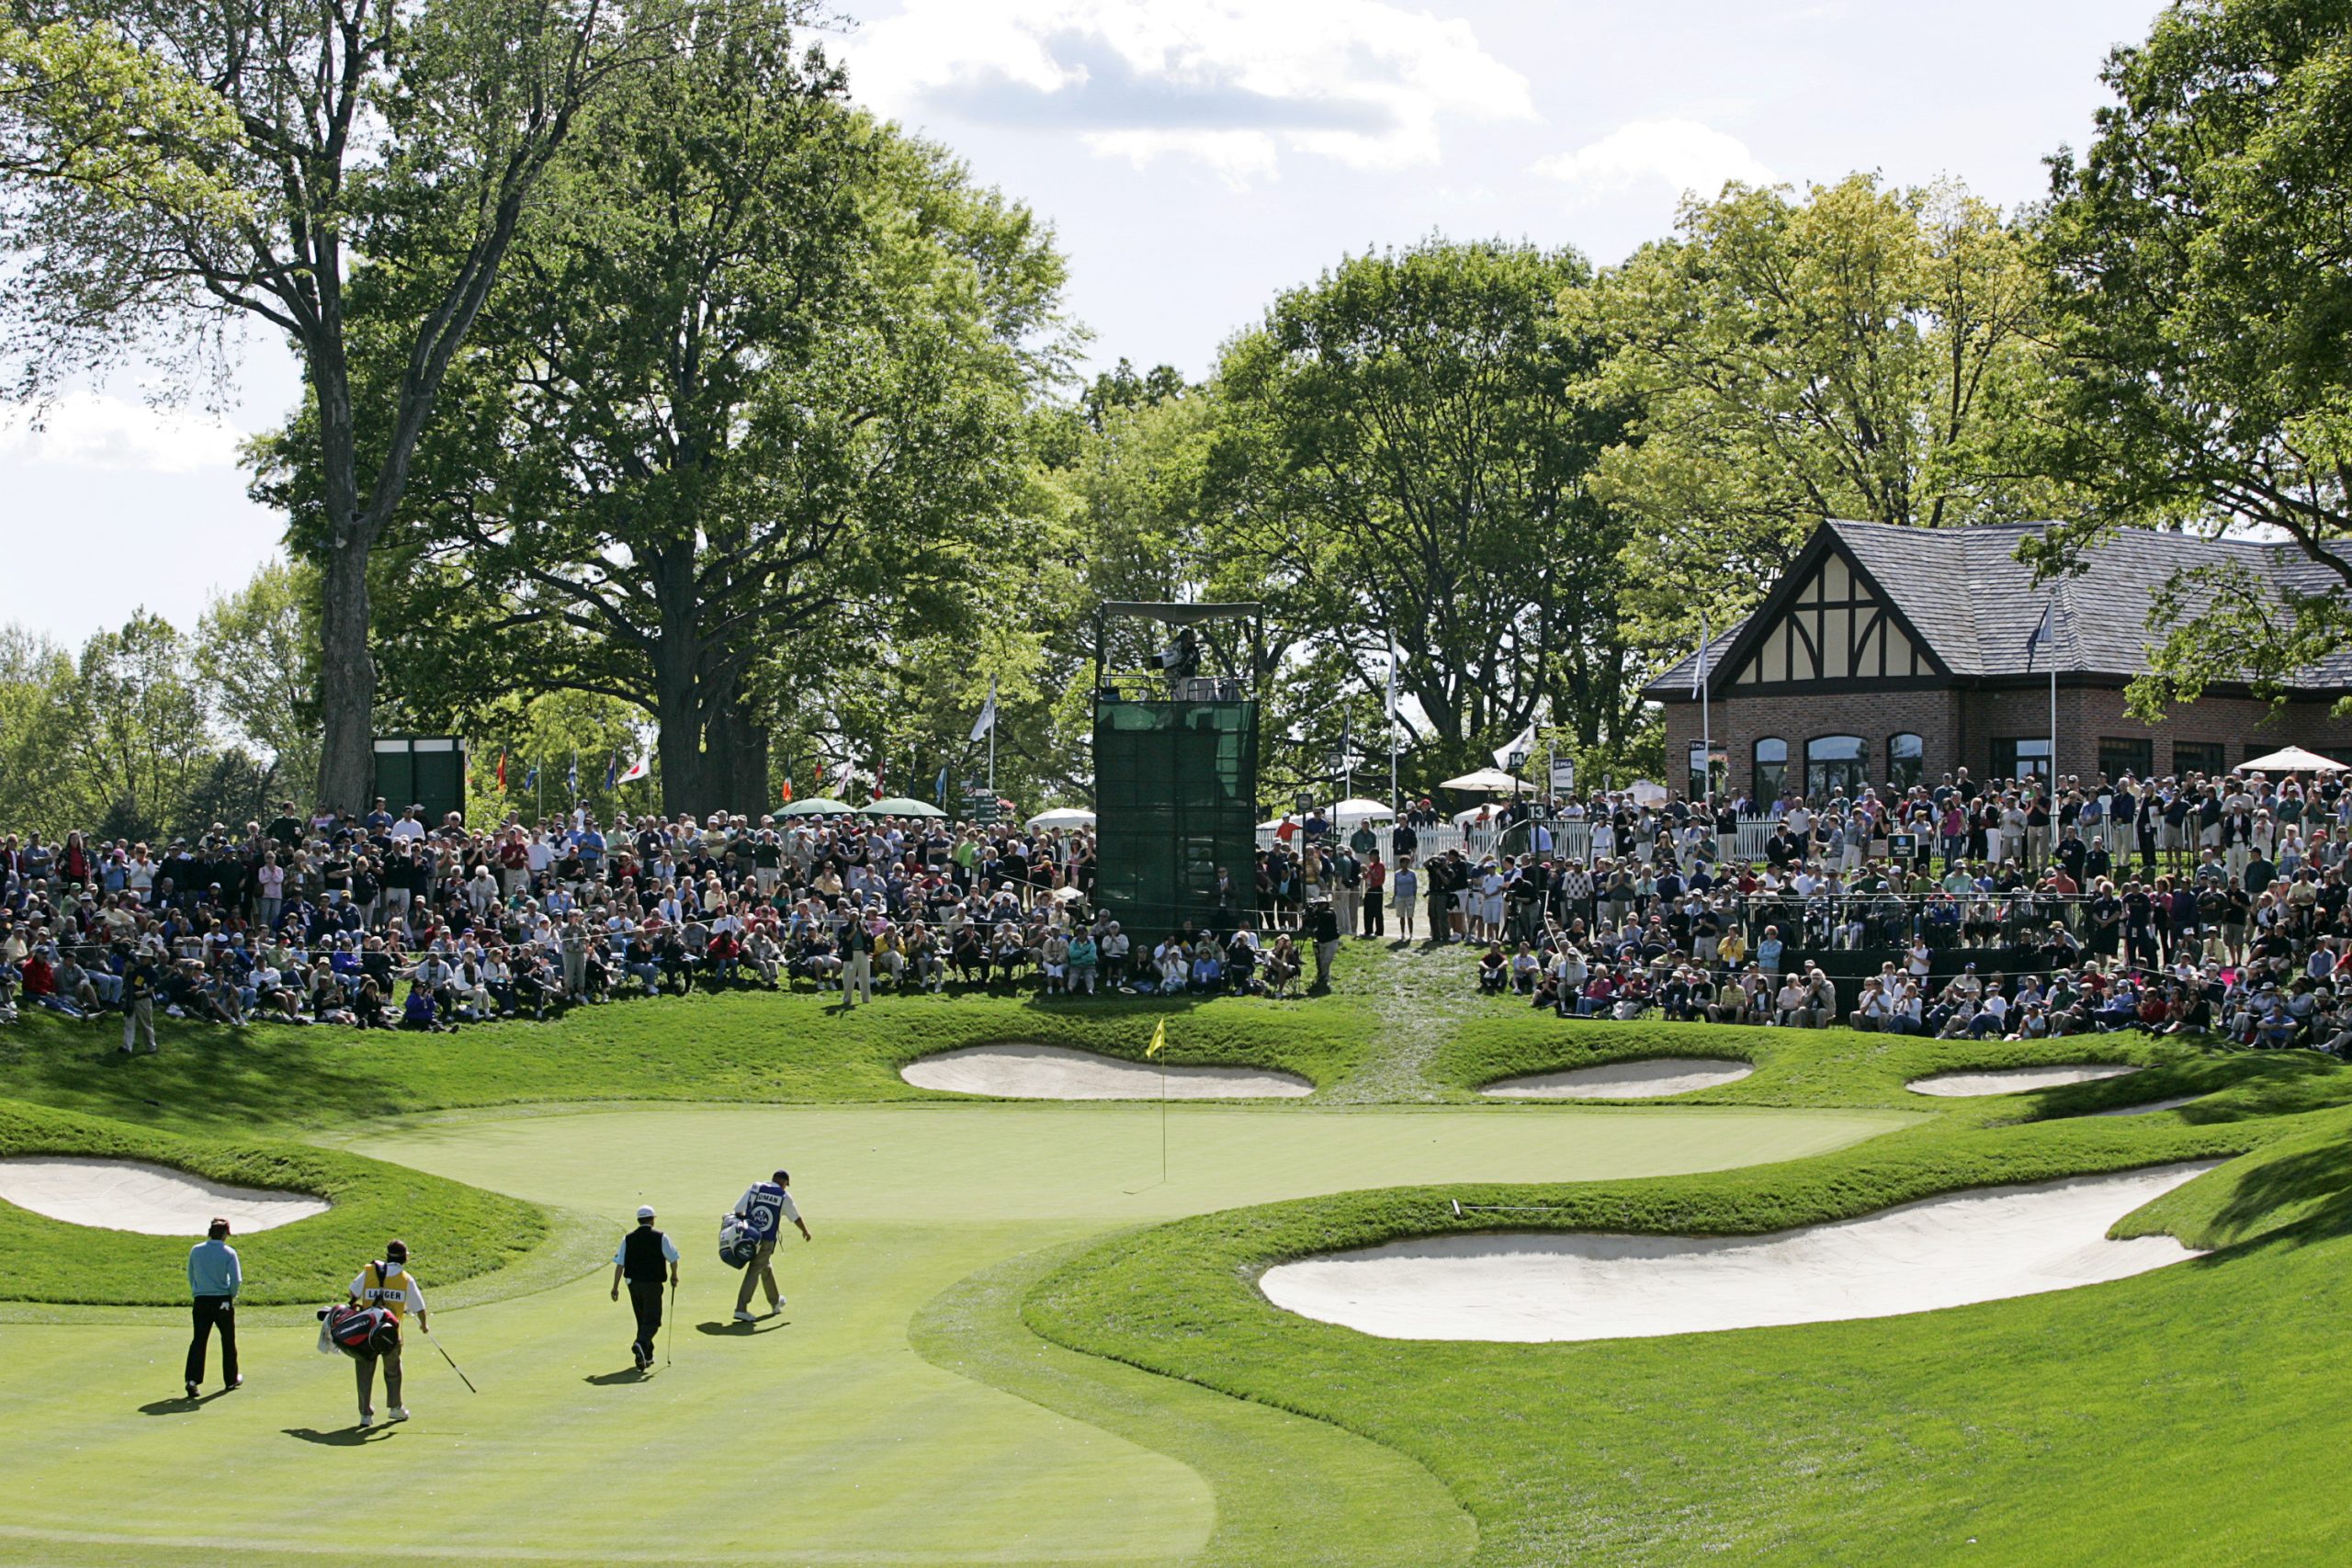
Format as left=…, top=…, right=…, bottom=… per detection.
left=0, top=1098, right=544, bottom=1305
left=1023, top=1021, right=2352, bottom=1566
left=0, top=987, right=1375, bottom=1134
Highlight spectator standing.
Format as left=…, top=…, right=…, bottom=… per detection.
left=1309, top=899, right=1341, bottom=991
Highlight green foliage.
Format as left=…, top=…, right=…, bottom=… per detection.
left=191, top=558, right=321, bottom=799
left=2024, top=0, right=2352, bottom=713
left=0, top=17, right=244, bottom=222
left=332, top=33, right=1075, bottom=815
left=1581, top=175, right=2067, bottom=663
left=1208, top=237, right=1640, bottom=790
left=0, top=1097, right=543, bottom=1305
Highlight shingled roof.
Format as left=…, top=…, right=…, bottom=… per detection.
left=1645, top=519, right=2352, bottom=699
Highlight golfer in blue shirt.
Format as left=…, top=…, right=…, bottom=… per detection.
left=185, top=1218, right=243, bottom=1399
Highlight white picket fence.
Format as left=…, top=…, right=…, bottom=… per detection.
left=1255, top=818, right=1779, bottom=863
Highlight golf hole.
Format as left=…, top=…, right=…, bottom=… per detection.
left=1260, top=1161, right=2219, bottom=1343
left=899, top=1043, right=1313, bottom=1100
left=0, top=1157, right=329, bottom=1235
left=1480, top=1058, right=1755, bottom=1100
left=1906, top=1065, right=2143, bottom=1097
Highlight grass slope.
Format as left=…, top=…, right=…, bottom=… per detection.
left=0, top=1099, right=543, bottom=1305
left=0, top=988, right=1375, bottom=1134
left=1023, top=1023, right=2352, bottom=1567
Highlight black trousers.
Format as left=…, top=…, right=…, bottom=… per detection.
left=187, top=1296, right=237, bottom=1386
left=627, top=1278, right=665, bottom=1355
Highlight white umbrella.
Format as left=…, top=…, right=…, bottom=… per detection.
left=2235, top=745, right=2347, bottom=774
left=1330, top=797, right=1396, bottom=823
left=1626, top=780, right=1669, bottom=806
left=1452, top=805, right=1498, bottom=826
left=1437, top=767, right=1524, bottom=794
left=1026, top=807, right=1098, bottom=829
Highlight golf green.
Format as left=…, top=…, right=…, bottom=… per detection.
left=0, top=1100, right=1905, bottom=1568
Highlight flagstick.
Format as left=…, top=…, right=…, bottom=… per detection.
left=1160, top=1054, right=1168, bottom=1186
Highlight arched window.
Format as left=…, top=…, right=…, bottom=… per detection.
left=1754, top=738, right=1789, bottom=805
left=1887, top=733, right=1924, bottom=792
left=1806, top=734, right=1866, bottom=800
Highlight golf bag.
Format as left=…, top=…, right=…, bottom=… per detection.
left=317, top=1303, right=401, bottom=1359
left=718, top=1213, right=759, bottom=1270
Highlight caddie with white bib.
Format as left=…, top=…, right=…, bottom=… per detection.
left=729, top=1169, right=811, bottom=1323
left=345, top=1239, right=427, bottom=1427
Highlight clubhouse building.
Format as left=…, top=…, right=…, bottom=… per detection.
left=1646, top=518, right=2352, bottom=804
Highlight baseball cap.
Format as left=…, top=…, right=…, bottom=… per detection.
left=636, top=1204, right=656, bottom=1220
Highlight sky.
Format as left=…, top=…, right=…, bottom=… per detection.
left=0, top=0, right=2163, bottom=650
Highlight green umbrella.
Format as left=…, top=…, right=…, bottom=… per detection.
left=862, top=796, right=946, bottom=818
left=778, top=797, right=855, bottom=818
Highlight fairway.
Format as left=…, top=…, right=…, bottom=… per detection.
left=0, top=1100, right=1906, bottom=1568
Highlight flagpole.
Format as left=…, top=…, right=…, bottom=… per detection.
left=986, top=684, right=997, bottom=801
left=1385, top=636, right=1398, bottom=814
left=1699, top=615, right=1712, bottom=807
left=2048, top=598, right=2059, bottom=786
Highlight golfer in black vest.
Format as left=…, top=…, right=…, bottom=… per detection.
left=611, top=1205, right=679, bottom=1371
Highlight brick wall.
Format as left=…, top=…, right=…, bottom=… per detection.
left=1666, top=682, right=2352, bottom=797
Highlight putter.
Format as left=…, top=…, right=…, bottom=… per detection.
left=425, top=1328, right=478, bottom=1393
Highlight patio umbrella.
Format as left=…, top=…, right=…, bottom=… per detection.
left=1437, top=767, right=1524, bottom=794
left=777, top=797, right=855, bottom=818
left=1026, top=807, right=1097, bottom=829
left=2235, top=745, right=2347, bottom=773
left=1331, top=797, right=1396, bottom=823
left=862, top=796, right=945, bottom=818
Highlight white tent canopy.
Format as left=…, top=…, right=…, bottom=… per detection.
left=1026, top=807, right=1097, bottom=829
left=2235, top=746, right=2347, bottom=774
left=1331, top=797, right=1395, bottom=823
left=1437, top=767, right=1525, bottom=794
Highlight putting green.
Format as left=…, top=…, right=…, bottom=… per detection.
left=0, top=1100, right=1906, bottom=1568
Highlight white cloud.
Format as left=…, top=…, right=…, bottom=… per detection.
left=0, top=393, right=244, bottom=474
left=1532, top=117, right=1776, bottom=202
left=847, top=0, right=1535, bottom=180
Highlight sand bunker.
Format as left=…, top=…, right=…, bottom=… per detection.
left=1906, top=1064, right=2142, bottom=1097
left=1260, top=1161, right=2218, bottom=1343
left=900, top=1044, right=1313, bottom=1100
left=2087, top=1095, right=2202, bottom=1118
left=1482, top=1058, right=1754, bottom=1100
left=0, top=1158, right=328, bottom=1235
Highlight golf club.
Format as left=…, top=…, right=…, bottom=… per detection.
left=665, top=1280, right=675, bottom=1367
left=425, top=1327, right=478, bottom=1393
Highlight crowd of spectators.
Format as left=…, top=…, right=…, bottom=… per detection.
left=0, top=796, right=1250, bottom=1045
left=1416, top=767, right=2352, bottom=1054
left=4, top=763, right=2349, bottom=1056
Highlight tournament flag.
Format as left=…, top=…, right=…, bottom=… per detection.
left=604, top=752, right=618, bottom=792
left=496, top=750, right=507, bottom=790
left=1692, top=615, right=1709, bottom=696
left=2025, top=601, right=2054, bottom=668
left=567, top=750, right=579, bottom=796
left=779, top=773, right=793, bottom=804
left=620, top=748, right=650, bottom=784
left=1146, top=1019, right=1166, bottom=1058
left=934, top=764, right=950, bottom=805
left=969, top=679, right=998, bottom=743
left=523, top=763, right=539, bottom=792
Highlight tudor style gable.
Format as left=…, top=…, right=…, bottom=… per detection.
left=1729, top=543, right=1937, bottom=688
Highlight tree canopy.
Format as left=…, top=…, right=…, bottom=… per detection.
left=2025, top=0, right=2352, bottom=715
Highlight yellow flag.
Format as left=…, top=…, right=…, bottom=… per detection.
left=1147, top=1019, right=1167, bottom=1059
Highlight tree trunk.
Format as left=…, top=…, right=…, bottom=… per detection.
left=728, top=718, right=770, bottom=812
left=314, top=541, right=378, bottom=815
left=654, top=646, right=709, bottom=819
